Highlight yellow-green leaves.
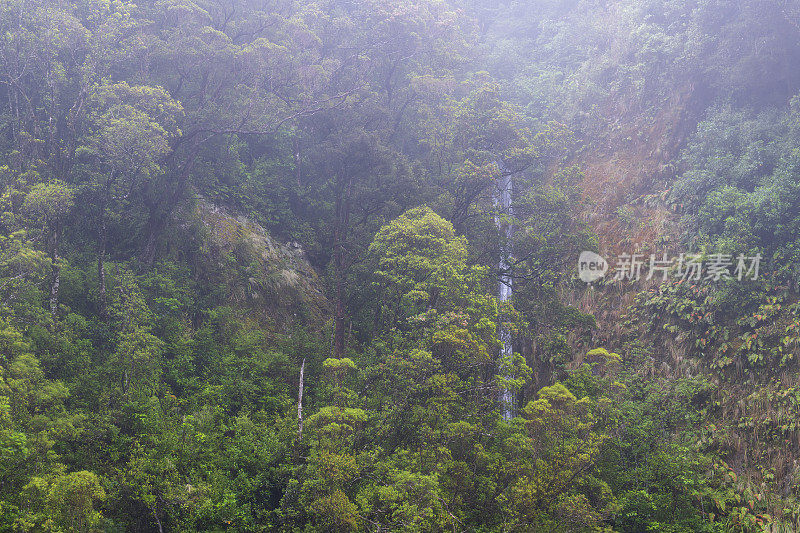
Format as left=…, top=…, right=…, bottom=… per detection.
left=22, top=181, right=75, bottom=225
left=370, top=206, right=468, bottom=319
left=18, top=468, right=105, bottom=532
left=84, top=81, right=183, bottom=179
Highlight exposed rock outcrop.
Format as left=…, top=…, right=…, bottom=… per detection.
left=188, top=198, right=331, bottom=330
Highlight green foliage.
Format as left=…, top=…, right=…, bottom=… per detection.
left=369, top=206, right=469, bottom=327
left=23, top=181, right=75, bottom=225
left=0, top=0, right=796, bottom=531
left=20, top=469, right=106, bottom=532
left=671, top=102, right=800, bottom=285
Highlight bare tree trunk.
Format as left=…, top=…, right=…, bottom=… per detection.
left=152, top=502, right=164, bottom=533
left=97, top=198, right=107, bottom=316
left=333, top=281, right=346, bottom=358
left=332, top=177, right=353, bottom=359
left=297, top=358, right=306, bottom=441
left=49, top=222, right=61, bottom=318
left=141, top=146, right=197, bottom=266
left=294, top=135, right=302, bottom=188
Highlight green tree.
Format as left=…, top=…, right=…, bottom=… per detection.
left=368, top=206, right=468, bottom=330
left=79, top=81, right=182, bottom=313
left=19, top=469, right=105, bottom=533
left=23, top=180, right=75, bottom=317
left=501, top=382, right=616, bottom=531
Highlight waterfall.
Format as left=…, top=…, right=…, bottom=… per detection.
left=494, top=164, right=514, bottom=420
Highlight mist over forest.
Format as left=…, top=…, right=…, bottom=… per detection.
left=2, top=0, right=800, bottom=531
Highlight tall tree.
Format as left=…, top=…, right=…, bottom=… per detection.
left=22, top=180, right=74, bottom=317
left=79, top=82, right=182, bottom=313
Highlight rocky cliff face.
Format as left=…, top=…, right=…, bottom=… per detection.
left=185, top=198, right=331, bottom=330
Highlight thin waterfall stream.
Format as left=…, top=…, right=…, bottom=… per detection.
left=494, top=164, right=514, bottom=420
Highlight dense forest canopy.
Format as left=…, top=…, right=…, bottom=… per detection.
left=2, top=0, right=800, bottom=531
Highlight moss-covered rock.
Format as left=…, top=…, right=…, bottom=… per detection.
left=186, top=198, right=331, bottom=330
